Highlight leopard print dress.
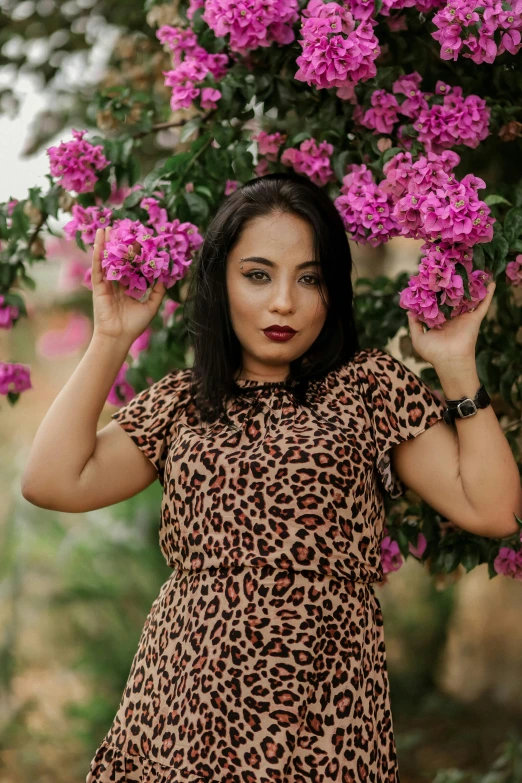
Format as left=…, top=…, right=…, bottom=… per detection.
left=85, top=347, right=446, bottom=783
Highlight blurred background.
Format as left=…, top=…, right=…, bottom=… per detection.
left=1, top=5, right=522, bottom=782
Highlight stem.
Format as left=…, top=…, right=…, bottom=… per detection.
left=134, top=108, right=218, bottom=139
left=27, top=213, right=47, bottom=250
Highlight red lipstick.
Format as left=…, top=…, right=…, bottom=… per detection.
left=263, top=325, right=297, bottom=342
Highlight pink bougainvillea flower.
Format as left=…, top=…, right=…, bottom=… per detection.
left=381, top=535, right=404, bottom=574
left=506, top=254, right=522, bottom=286
left=47, top=129, right=109, bottom=194
left=202, top=0, right=298, bottom=54
left=295, top=0, right=380, bottom=94
left=107, top=362, right=135, bottom=406
left=161, top=299, right=180, bottom=327
left=225, top=179, right=239, bottom=195
left=252, top=130, right=287, bottom=161
left=129, top=327, right=152, bottom=360
left=493, top=546, right=522, bottom=580
left=63, top=205, right=113, bottom=245
left=334, top=163, right=401, bottom=247
left=0, top=295, right=20, bottom=329
left=409, top=532, right=428, bottom=559
left=281, top=138, right=335, bottom=187
left=0, top=362, right=32, bottom=396
left=100, top=216, right=203, bottom=301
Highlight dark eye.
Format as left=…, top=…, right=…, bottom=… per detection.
left=244, top=271, right=321, bottom=285
left=245, top=271, right=269, bottom=282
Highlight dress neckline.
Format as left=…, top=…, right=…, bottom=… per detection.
left=233, top=377, right=298, bottom=386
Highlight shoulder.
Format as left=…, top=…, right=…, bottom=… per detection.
left=329, top=347, right=391, bottom=387
left=330, top=348, right=429, bottom=405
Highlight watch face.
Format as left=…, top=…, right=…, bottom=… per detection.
left=459, top=399, right=477, bottom=417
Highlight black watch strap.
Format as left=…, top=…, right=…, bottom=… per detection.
left=442, top=384, right=491, bottom=426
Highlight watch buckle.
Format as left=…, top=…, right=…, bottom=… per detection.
left=457, top=399, right=477, bottom=418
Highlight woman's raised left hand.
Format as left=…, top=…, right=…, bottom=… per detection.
left=406, top=280, right=496, bottom=369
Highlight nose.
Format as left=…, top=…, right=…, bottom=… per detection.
left=268, top=280, right=296, bottom=313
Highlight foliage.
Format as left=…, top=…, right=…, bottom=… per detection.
left=1, top=0, right=522, bottom=587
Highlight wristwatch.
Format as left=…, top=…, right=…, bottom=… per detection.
left=442, top=384, right=491, bottom=426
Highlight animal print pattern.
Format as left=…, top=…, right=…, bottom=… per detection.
left=86, top=348, right=447, bottom=783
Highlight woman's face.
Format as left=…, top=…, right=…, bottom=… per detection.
left=226, top=211, right=328, bottom=381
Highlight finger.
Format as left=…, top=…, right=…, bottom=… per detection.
left=148, top=279, right=166, bottom=308
left=91, top=228, right=105, bottom=288
left=471, top=280, right=496, bottom=313
left=406, top=310, right=424, bottom=338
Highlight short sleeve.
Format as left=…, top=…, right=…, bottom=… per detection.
left=110, top=367, right=191, bottom=487
left=355, top=347, right=446, bottom=500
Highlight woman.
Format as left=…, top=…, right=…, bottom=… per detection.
left=22, top=172, right=512, bottom=782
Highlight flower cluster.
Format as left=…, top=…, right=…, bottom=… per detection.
left=0, top=295, right=20, bottom=329
left=47, top=129, right=109, bottom=194
left=63, top=205, right=113, bottom=245
left=251, top=131, right=288, bottom=161
left=280, top=138, right=335, bottom=187
left=202, top=0, right=298, bottom=53
left=0, top=362, right=32, bottom=396
left=493, top=531, right=522, bottom=580
left=432, top=0, right=522, bottom=64
left=381, top=530, right=428, bottom=574
left=383, top=150, right=494, bottom=246
left=107, top=362, right=136, bottom=406
left=334, top=164, right=401, bottom=247
left=378, top=150, right=494, bottom=325
left=295, top=0, right=380, bottom=95
left=158, top=25, right=229, bottom=111
left=354, top=73, right=491, bottom=152
left=401, top=246, right=490, bottom=326
left=100, top=203, right=203, bottom=300
left=506, top=254, right=522, bottom=286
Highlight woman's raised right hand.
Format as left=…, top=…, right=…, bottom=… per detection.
left=91, top=227, right=167, bottom=345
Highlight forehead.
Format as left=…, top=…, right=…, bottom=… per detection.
left=234, top=213, right=314, bottom=256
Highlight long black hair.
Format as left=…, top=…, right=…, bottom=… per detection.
left=183, top=171, right=360, bottom=425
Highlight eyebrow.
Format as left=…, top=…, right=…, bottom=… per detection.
left=240, top=256, right=320, bottom=270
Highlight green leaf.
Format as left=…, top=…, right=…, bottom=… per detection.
left=194, top=185, right=214, bottom=200
left=10, top=207, right=29, bottom=235
left=19, top=270, right=36, bottom=291
left=76, top=192, right=97, bottom=208
left=2, top=292, right=26, bottom=316
left=487, top=557, right=499, bottom=579
left=397, top=529, right=410, bottom=559
left=163, top=152, right=192, bottom=174
left=484, top=194, right=512, bottom=207
left=443, top=547, right=461, bottom=574
left=93, top=178, right=111, bottom=201
left=127, top=156, right=141, bottom=187
left=461, top=545, right=480, bottom=573
left=473, top=244, right=486, bottom=269
left=45, top=191, right=60, bottom=219
left=382, top=146, right=402, bottom=164
left=123, top=189, right=145, bottom=209
left=120, top=137, right=134, bottom=164
left=183, top=191, right=209, bottom=222
left=206, top=145, right=232, bottom=180
left=333, top=150, right=352, bottom=182
left=180, top=119, right=202, bottom=143
left=291, top=131, right=312, bottom=145
left=503, top=207, right=522, bottom=247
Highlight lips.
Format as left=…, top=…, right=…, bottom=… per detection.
left=263, top=326, right=296, bottom=334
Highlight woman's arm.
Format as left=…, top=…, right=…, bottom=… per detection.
left=21, top=333, right=157, bottom=512
left=392, top=359, right=522, bottom=539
